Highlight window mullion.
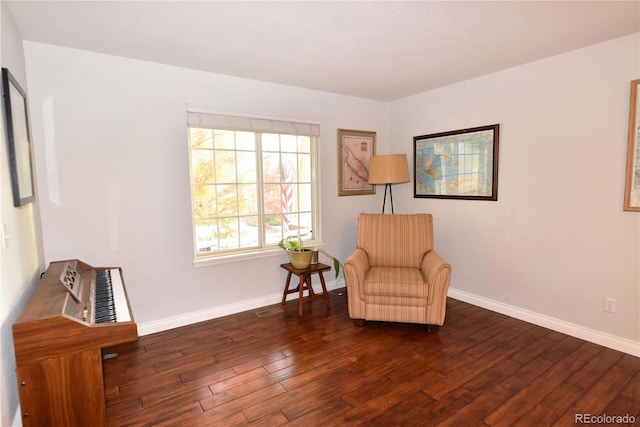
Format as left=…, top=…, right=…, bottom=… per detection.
left=234, top=133, right=241, bottom=248
left=212, top=143, right=221, bottom=251
left=255, top=132, right=266, bottom=247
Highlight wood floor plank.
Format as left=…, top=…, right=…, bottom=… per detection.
left=435, top=384, right=513, bottom=427
left=463, top=358, right=521, bottom=392
left=423, top=343, right=519, bottom=400
left=498, top=356, right=555, bottom=392
left=553, top=365, right=636, bottom=425
left=199, top=382, right=287, bottom=413
left=279, top=377, right=355, bottom=421
left=246, top=410, right=290, bottom=427
left=232, top=350, right=289, bottom=375
left=107, top=372, right=182, bottom=408
left=603, top=395, right=640, bottom=421
left=517, top=345, right=629, bottom=426
left=485, top=356, right=586, bottom=425
left=151, top=404, right=249, bottom=427
left=622, top=370, right=640, bottom=402
left=103, top=291, right=640, bottom=426
left=507, top=332, right=560, bottom=364
left=408, top=387, right=478, bottom=425
left=241, top=366, right=354, bottom=423
left=517, top=383, right=590, bottom=426
left=330, top=380, right=427, bottom=425
left=208, top=367, right=269, bottom=394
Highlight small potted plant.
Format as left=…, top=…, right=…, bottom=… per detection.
left=279, top=236, right=315, bottom=269
left=278, top=236, right=343, bottom=278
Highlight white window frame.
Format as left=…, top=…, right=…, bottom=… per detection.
left=187, top=109, right=322, bottom=266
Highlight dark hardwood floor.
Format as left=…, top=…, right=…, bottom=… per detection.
left=103, top=289, right=640, bottom=426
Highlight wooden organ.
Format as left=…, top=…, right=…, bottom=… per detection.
left=12, top=259, right=138, bottom=427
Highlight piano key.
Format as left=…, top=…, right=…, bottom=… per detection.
left=105, top=268, right=131, bottom=322
left=94, top=269, right=123, bottom=323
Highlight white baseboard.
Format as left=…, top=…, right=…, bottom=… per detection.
left=138, top=279, right=344, bottom=336
left=447, top=287, right=640, bottom=357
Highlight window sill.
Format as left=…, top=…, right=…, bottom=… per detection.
left=192, top=241, right=326, bottom=268
left=192, top=248, right=285, bottom=268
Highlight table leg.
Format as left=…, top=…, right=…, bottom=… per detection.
left=318, top=271, right=331, bottom=308
left=305, top=275, right=316, bottom=295
left=281, top=272, right=293, bottom=305
left=298, top=273, right=306, bottom=316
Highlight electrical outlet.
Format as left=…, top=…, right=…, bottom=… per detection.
left=604, top=297, right=616, bottom=313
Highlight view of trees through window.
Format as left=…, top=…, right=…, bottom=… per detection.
left=189, top=127, right=316, bottom=257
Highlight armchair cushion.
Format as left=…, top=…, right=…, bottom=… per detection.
left=364, top=267, right=429, bottom=299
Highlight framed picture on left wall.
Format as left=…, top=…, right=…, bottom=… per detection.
left=2, top=68, right=35, bottom=207
left=625, top=79, right=640, bottom=211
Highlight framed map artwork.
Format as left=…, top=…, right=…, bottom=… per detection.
left=414, top=124, right=499, bottom=201
left=624, top=79, right=640, bottom=211
left=338, top=129, right=376, bottom=196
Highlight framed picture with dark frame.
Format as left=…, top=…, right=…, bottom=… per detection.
left=624, top=79, right=640, bottom=211
left=337, top=128, right=376, bottom=196
left=414, top=124, right=499, bottom=201
left=2, top=68, right=35, bottom=207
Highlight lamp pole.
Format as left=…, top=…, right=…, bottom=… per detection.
left=381, top=183, right=395, bottom=214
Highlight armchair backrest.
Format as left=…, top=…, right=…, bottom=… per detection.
left=356, top=213, right=434, bottom=268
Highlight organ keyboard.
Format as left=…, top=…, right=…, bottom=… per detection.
left=95, top=268, right=131, bottom=323
left=13, top=259, right=138, bottom=427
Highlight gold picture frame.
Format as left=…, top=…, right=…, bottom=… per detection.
left=337, top=128, right=376, bottom=196
left=624, top=79, right=640, bottom=211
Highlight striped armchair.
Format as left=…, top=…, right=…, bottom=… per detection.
left=344, top=213, right=452, bottom=331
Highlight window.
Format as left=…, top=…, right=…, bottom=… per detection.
left=187, top=111, right=320, bottom=259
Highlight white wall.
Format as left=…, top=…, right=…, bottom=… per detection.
left=389, top=34, right=640, bottom=353
left=23, top=42, right=386, bottom=333
left=0, top=3, right=45, bottom=426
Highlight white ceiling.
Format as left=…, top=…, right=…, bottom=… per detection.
left=5, top=1, right=640, bottom=101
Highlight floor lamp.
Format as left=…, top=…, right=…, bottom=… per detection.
left=368, top=154, right=410, bottom=214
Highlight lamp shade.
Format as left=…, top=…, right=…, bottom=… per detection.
left=368, top=154, right=410, bottom=184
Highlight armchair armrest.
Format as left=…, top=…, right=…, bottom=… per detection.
left=344, top=248, right=370, bottom=299
left=344, top=248, right=370, bottom=320
left=421, top=251, right=452, bottom=306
